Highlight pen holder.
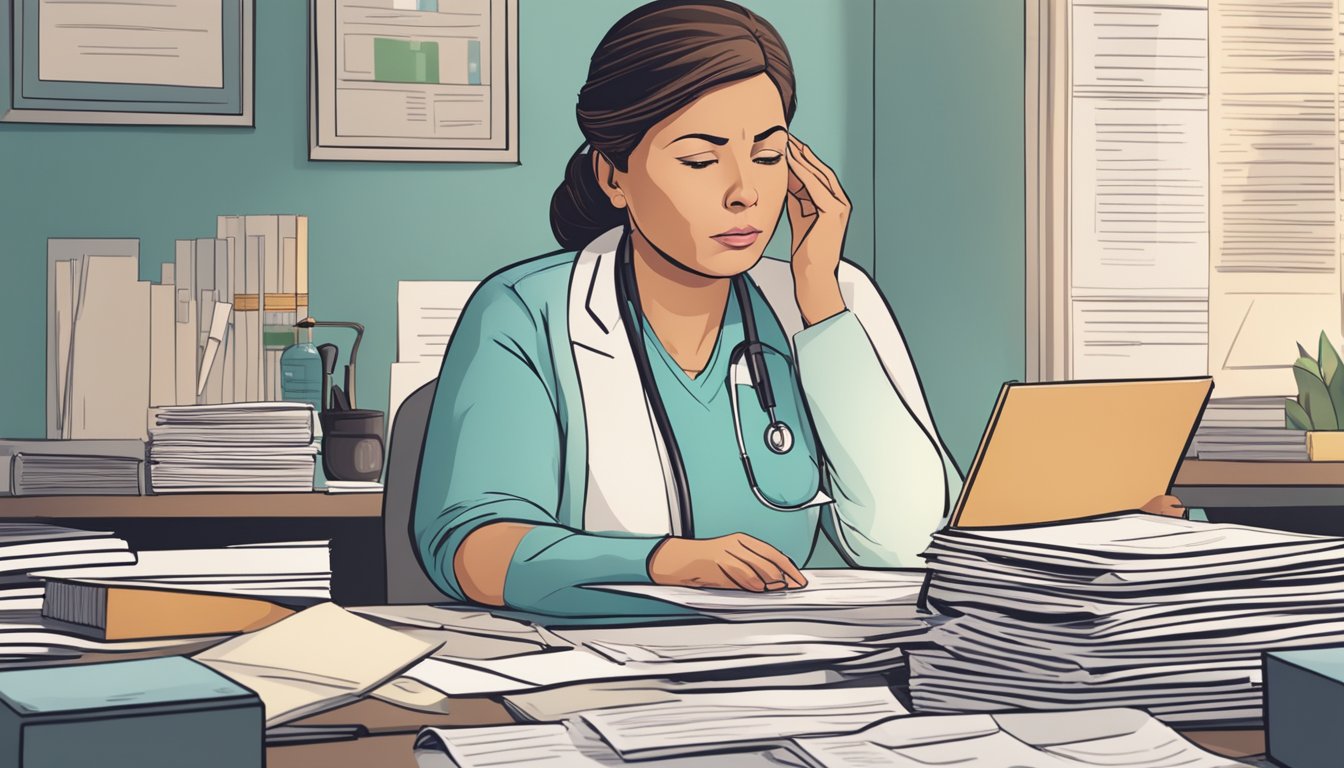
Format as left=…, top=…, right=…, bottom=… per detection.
left=318, top=409, right=385, bottom=482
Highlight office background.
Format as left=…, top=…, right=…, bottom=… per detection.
left=0, top=0, right=1025, bottom=471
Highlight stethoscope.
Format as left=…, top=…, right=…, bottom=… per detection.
left=613, top=229, right=829, bottom=537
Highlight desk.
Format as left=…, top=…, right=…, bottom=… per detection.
left=0, top=492, right=385, bottom=604
left=1172, top=459, right=1344, bottom=537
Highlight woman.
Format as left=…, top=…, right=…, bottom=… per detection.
left=412, top=0, right=1179, bottom=619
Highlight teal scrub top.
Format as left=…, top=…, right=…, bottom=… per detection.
left=411, top=251, right=958, bottom=621
left=635, top=284, right=845, bottom=568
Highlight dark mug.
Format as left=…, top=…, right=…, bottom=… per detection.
left=319, top=409, right=385, bottom=482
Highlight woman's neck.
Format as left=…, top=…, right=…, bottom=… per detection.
left=629, top=227, right=730, bottom=378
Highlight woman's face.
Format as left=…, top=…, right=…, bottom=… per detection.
left=601, top=73, right=789, bottom=278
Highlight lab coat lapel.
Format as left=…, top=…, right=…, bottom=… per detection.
left=568, top=227, right=679, bottom=535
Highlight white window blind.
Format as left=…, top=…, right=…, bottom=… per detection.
left=1029, top=0, right=1344, bottom=398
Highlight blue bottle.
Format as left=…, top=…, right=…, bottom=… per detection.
left=281, top=328, right=324, bottom=411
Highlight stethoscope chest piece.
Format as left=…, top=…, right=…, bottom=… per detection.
left=765, top=422, right=794, bottom=454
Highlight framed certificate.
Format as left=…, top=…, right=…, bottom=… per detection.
left=309, top=0, right=518, bottom=163
left=3, top=0, right=254, bottom=126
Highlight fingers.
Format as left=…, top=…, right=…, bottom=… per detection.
left=787, top=142, right=836, bottom=214
left=716, top=562, right=766, bottom=592
left=787, top=165, right=818, bottom=219
left=734, top=534, right=808, bottom=589
left=729, top=550, right=787, bottom=591
left=791, top=136, right=850, bottom=207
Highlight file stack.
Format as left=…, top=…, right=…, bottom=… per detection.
left=147, top=402, right=318, bottom=492
left=0, top=440, right=146, bottom=496
left=1185, top=397, right=1306, bottom=461
left=0, top=523, right=134, bottom=613
left=381, top=570, right=935, bottom=722
left=909, top=512, right=1344, bottom=725
left=37, top=539, right=334, bottom=625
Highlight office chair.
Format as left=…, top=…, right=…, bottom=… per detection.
left=382, top=379, right=457, bottom=604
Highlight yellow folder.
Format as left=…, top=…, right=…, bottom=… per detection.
left=949, top=377, right=1214, bottom=528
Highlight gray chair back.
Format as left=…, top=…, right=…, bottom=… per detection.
left=383, top=379, right=456, bottom=604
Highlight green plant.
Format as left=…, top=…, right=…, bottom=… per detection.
left=1286, top=331, right=1344, bottom=431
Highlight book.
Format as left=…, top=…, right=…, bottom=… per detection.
left=0, top=439, right=145, bottom=496
left=0, top=656, right=263, bottom=768
left=43, top=584, right=294, bottom=640
left=33, top=541, right=332, bottom=605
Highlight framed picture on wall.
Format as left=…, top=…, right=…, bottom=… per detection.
left=3, top=0, right=254, bottom=126
left=309, top=0, right=518, bottom=163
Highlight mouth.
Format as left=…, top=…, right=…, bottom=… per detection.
left=711, top=226, right=761, bottom=249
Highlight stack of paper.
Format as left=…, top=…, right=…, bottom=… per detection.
left=147, top=402, right=317, bottom=492
left=787, top=708, right=1250, bottom=768
left=34, top=540, right=332, bottom=614
left=389, top=571, right=933, bottom=716
left=0, top=610, right=222, bottom=662
left=0, top=523, right=134, bottom=612
left=911, top=512, right=1344, bottom=724
left=590, top=569, right=929, bottom=625
left=1187, top=397, right=1306, bottom=461
left=414, top=687, right=907, bottom=767
left=0, top=439, right=146, bottom=496
left=415, top=703, right=1250, bottom=767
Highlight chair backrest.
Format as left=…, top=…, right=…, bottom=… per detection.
left=382, top=379, right=455, bottom=604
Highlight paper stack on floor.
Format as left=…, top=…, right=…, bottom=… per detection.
left=910, top=512, right=1344, bottom=725
left=147, top=402, right=317, bottom=492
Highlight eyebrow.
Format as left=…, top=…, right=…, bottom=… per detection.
left=670, top=125, right=788, bottom=147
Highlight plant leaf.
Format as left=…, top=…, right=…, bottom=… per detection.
left=1328, top=358, right=1344, bottom=429
left=1300, top=342, right=1314, bottom=360
left=1286, top=398, right=1312, bottom=430
left=1296, top=355, right=1323, bottom=381
left=1322, top=331, right=1343, bottom=387
left=1295, top=365, right=1338, bottom=430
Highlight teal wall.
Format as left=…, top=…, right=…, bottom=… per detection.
left=875, top=0, right=1026, bottom=470
left=0, top=0, right=1027, bottom=472
left=0, top=0, right=875, bottom=440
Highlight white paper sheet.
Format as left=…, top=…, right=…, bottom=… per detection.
left=38, top=0, right=224, bottom=88
left=580, top=687, right=907, bottom=761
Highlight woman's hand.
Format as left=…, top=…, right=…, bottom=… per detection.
left=786, top=135, right=850, bottom=326
left=1139, top=494, right=1187, bottom=517
left=647, top=533, right=808, bottom=592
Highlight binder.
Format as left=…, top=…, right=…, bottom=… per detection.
left=949, top=377, right=1214, bottom=528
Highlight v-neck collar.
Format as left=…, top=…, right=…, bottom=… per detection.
left=640, top=289, right=740, bottom=404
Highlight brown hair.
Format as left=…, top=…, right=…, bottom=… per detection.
left=549, top=0, right=797, bottom=251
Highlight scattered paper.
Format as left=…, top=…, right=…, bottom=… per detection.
left=194, top=602, right=438, bottom=726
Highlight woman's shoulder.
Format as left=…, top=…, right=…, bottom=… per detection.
left=466, top=249, right=579, bottom=317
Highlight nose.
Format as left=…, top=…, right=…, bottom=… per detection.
left=723, top=153, right=759, bottom=211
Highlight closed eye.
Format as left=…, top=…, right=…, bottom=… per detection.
left=680, top=158, right=717, bottom=169
left=754, top=154, right=783, bottom=166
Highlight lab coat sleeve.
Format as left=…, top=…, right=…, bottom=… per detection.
left=791, top=272, right=962, bottom=567
left=412, top=280, right=679, bottom=618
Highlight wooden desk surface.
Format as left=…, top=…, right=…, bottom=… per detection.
left=0, top=491, right=383, bottom=518
left=1176, top=459, right=1344, bottom=487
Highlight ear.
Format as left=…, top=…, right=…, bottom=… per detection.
left=591, top=150, right=627, bottom=209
